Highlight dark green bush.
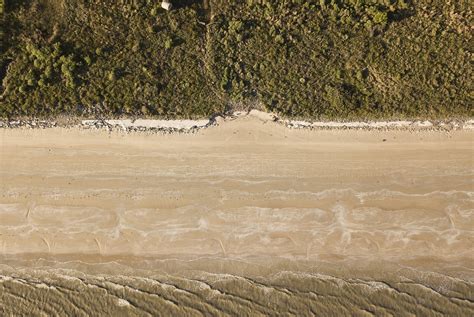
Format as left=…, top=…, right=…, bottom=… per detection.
left=0, top=0, right=472, bottom=119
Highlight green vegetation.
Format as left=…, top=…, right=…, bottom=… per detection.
left=0, top=0, right=4, bottom=55
left=0, top=0, right=472, bottom=119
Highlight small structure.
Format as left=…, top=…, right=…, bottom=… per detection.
left=161, top=1, right=172, bottom=11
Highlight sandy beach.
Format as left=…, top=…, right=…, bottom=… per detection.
left=1, top=115, right=473, bottom=315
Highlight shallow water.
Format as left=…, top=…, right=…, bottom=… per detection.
left=1, top=118, right=473, bottom=315
left=1, top=263, right=473, bottom=316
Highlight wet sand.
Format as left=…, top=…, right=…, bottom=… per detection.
left=1, top=116, right=473, bottom=315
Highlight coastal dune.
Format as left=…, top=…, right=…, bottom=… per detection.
left=1, top=115, right=473, bottom=315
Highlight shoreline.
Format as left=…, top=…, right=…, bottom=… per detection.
left=1, top=253, right=473, bottom=281
left=1, top=110, right=473, bottom=133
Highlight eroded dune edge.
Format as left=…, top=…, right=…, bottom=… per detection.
left=1, top=115, right=473, bottom=315
left=1, top=110, right=474, bottom=133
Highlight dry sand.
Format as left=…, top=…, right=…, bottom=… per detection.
left=1, top=115, right=473, bottom=315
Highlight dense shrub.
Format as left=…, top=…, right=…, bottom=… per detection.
left=0, top=0, right=472, bottom=119
left=209, top=0, right=472, bottom=119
